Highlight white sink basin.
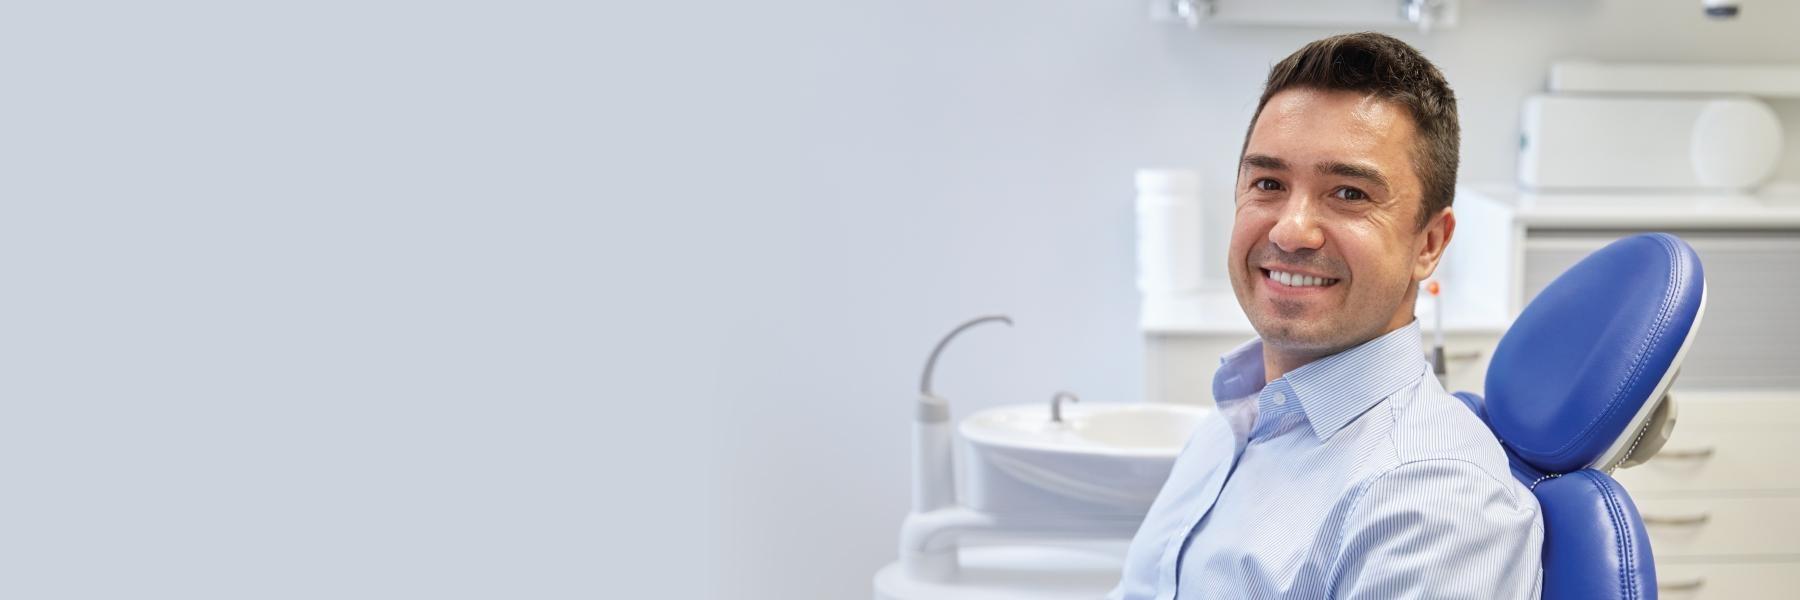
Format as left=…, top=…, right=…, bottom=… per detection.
left=958, top=403, right=1213, bottom=517
left=963, top=403, right=1211, bottom=455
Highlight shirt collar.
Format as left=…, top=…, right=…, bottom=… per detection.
left=1211, top=336, right=1268, bottom=405
left=1213, top=320, right=1429, bottom=442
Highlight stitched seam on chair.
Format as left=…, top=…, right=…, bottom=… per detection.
left=1542, top=235, right=1683, bottom=464
left=1575, top=234, right=1678, bottom=460
left=1588, top=470, right=1637, bottom=600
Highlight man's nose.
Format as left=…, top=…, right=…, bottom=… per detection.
left=1268, top=196, right=1325, bottom=253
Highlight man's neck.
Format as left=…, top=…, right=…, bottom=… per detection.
left=1263, top=347, right=1328, bottom=384
left=1262, top=316, right=1418, bottom=384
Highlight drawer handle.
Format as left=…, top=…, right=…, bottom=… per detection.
left=1643, top=512, right=1712, bottom=526
left=1656, top=446, right=1716, bottom=460
left=1658, top=576, right=1705, bottom=591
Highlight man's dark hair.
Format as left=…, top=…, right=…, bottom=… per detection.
left=1243, top=32, right=1459, bottom=230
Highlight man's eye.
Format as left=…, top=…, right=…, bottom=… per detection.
left=1333, top=187, right=1369, bottom=201
left=1252, top=178, right=1283, bottom=192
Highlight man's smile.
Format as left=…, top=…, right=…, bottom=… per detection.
left=1259, top=267, right=1343, bottom=297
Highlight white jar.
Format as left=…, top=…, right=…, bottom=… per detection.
left=1134, top=169, right=1204, bottom=296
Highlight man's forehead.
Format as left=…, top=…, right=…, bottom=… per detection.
left=1262, top=88, right=1408, bottom=130
left=1245, top=89, right=1418, bottom=176
left=1256, top=90, right=1410, bottom=142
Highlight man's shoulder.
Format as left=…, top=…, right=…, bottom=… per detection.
left=1377, top=383, right=1532, bottom=501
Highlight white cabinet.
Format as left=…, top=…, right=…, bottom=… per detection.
left=1651, top=563, right=1800, bottom=600
left=1444, top=188, right=1800, bottom=596
left=1612, top=391, right=1800, bottom=599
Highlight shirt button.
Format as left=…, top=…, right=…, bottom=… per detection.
left=1274, top=391, right=1290, bottom=406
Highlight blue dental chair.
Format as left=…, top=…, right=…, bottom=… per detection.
left=1453, top=233, right=1706, bottom=600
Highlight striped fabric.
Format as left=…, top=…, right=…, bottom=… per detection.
left=1111, top=321, right=1543, bottom=599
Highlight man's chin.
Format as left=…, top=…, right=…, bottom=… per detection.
left=1249, top=314, right=1340, bottom=352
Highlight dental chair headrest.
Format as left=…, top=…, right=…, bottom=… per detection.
left=1485, top=233, right=1706, bottom=474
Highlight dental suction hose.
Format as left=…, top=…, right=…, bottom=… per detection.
left=921, top=314, right=1013, bottom=397
left=913, top=314, right=1012, bottom=514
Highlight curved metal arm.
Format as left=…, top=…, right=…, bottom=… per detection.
left=920, top=315, right=1013, bottom=395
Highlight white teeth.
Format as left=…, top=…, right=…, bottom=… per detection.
left=1268, top=269, right=1335, bottom=288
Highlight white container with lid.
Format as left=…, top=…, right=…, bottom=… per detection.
left=1135, top=169, right=1205, bottom=296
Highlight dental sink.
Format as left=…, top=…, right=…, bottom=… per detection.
left=958, top=403, right=1213, bottom=517
left=893, top=316, right=1216, bottom=586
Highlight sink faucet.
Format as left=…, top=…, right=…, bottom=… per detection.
left=1051, top=391, right=1080, bottom=423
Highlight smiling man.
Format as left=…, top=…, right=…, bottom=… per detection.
left=1110, top=33, right=1543, bottom=599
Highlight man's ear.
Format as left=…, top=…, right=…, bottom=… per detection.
left=1413, top=207, right=1456, bottom=281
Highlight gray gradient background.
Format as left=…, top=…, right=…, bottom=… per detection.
left=2, top=1, right=1797, bottom=598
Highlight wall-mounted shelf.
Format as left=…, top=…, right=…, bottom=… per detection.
left=1151, top=0, right=1459, bottom=32
left=1550, top=61, right=1800, bottom=98
left=1474, top=184, right=1800, bottom=230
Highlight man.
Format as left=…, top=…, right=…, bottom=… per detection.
left=1110, top=33, right=1543, bottom=599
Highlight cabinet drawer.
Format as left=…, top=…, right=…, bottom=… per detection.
left=1614, top=427, right=1800, bottom=494
left=1656, top=562, right=1800, bottom=600
left=1669, top=391, right=1800, bottom=427
left=1635, top=496, right=1800, bottom=557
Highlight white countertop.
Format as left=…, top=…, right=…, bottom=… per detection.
left=1467, top=183, right=1800, bottom=230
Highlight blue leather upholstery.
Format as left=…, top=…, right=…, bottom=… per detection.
left=1485, top=233, right=1705, bottom=473
left=1454, top=391, right=1547, bottom=487
left=1455, top=233, right=1707, bottom=600
left=1536, top=470, right=1657, bottom=600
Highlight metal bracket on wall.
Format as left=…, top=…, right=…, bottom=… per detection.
left=1149, top=0, right=1458, bottom=32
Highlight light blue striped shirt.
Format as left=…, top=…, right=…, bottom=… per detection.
left=1111, top=321, right=1543, bottom=599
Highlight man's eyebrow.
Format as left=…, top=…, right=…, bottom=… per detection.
left=1241, top=154, right=1287, bottom=171
left=1318, top=161, right=1390, bottom=190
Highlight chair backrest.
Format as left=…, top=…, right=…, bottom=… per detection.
left=1458, top=233, right=1706, bottom=600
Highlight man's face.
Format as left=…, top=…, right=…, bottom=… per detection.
left=1228, top=87, right=1453, bottom=359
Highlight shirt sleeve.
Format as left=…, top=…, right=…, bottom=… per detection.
left=1331, top=459, right=1544, bottom=600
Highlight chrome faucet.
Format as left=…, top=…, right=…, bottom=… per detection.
left=1051, top=391, right=1080, bottom=423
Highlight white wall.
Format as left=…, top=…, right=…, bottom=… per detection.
left=6, top=1, right=1800, bottom=599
